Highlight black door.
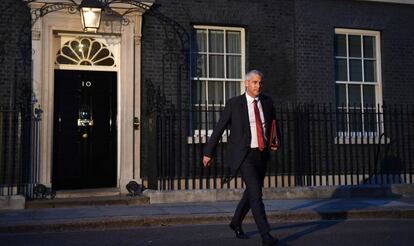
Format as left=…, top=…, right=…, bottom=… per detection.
left=53, top=70, right=117, bottom=190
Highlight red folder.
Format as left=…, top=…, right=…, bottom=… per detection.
left=269, top=119, right=280, bottom=148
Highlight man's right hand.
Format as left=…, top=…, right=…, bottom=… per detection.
left=203, top=156, right=212, bottom=167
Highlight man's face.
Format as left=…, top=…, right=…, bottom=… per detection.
left=244, top=74, right=263, bottom=98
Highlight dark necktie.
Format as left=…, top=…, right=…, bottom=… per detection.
left=253, top=100, right=265, bottom=151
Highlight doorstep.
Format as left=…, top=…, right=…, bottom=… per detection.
left=26, top=188, right=149, bottom=209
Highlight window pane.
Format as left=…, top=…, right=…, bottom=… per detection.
left=364, top=108, right=377, bottom=132
left=196, top=29, right=207, bottom=52
left=226, top=81, right=241, bottom=100
left=209, top=55, right=224, bottom=78
left=363, top=85, right=376, bottom=107
left=196, top=54, right=207, bottom=77
left=336, top=84, right=347, bottom=107
left=194, top=110, right=219, bottom=130
left=349, top=108, right=362, bottom=132
left=70, top=40, right=83, bottom=59
left=194, top=109, right=222, bottom=130
left=62, top=46, right=78, bottom=61
left=209, top=110, right=222, bottom=129
left=364, top=60, right=377, bottom=82
left=226, top=31, right=241, bottom=53
left=350, top=59, right=362, bottom=81
left=335, top=58, right=347, bottom=81
left=90, top=41, right=101, bottom=57
left=208, top=81, right=224, bottom=104
left=334, top=34, right=346, bottom=57
left=80, top=38, right=91, bottom=59
left=193, top=110, right=205, bottom=130
left=363, top=36, right=376, bottom=58
left=336, top=108, right=347, bottom=133
left=95, top=57, right=114, bottom=66
left=348, top=84, right=361, bottom=107
left=56, top=54, right=76, bottom=65
left=192, top=80, right=206, bottom=104
left=227, top=55, right=241, bottom=79
left=209, top=30, right=224, bottom=53
left=93, top=48, right=110, bottom=62
left=349, top=35, right=362, bottom=57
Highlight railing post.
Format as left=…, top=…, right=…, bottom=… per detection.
left=147, top=111, right=158, bottom=190
left=27, top=103, right=42, bottom=199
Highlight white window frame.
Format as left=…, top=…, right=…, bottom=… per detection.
left=189, top=25, right=245, bottom=142
left=334, top=28, right=384, bottom=143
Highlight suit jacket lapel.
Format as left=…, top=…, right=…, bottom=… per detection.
left=240, top=93, right=249, bottom=131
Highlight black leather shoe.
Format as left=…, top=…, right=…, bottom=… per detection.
left=229, top=223, right=249, bottom=239
left=261, top=233, right=278, bottom=246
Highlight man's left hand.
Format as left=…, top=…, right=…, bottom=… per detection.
left=203, top=156, right=212, bottom=167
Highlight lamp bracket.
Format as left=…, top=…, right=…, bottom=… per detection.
left=27, top=1, right=78, bottom=27
left=25, top=0, right=188, bottom=53
left=26, top=0, right=154, bottom=27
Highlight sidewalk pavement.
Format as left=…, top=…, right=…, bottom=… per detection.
left=1, top=197, right=414, bottom=233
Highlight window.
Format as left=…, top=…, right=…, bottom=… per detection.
left=334, top=29, right=382, bottom=138
left=55, top=37, right=116, bottom=67
left=191, top=26, right=245, bottom=135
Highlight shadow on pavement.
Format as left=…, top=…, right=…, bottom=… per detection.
left=272, top=138, right=410, bottom=245
left=274, top=220, right=341, bottom=246
left=274, top=187, right=403, bottom=245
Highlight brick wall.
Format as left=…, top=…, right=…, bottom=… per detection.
left=0, top=0, right=31, bottom=187
left=294, top=0, right=414, bottom=104
left=141, top=0, right=296, bottom=106
left=140, top=0, right=296, bottom=176
left=142, top=0, right=414, bottom=112
left=141, top=0, right=414, bottom=179
left=0, top=0, right=31, bottom=109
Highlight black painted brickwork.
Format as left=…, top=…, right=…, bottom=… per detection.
left=294, top=0, right=414, bottom=104
left=141, top=0, right=296, bottom=105
left=140, top=0, right=414, bottom=178
left=140, top=0, right=296, bottom=176
left=0, top=0, right=31, bottom=108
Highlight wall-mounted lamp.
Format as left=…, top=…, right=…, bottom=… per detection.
left=79, top=0, right=105, bottom=33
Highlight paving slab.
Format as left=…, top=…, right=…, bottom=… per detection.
left=1, top=198, right=414, bottom=233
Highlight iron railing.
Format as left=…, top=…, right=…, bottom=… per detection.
left=146, top=103, right=414, bottom=190
left=0, top=106, right=41, bottom=198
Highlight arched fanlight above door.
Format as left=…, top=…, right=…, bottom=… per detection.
left=55, top=37, right=116, bottom=67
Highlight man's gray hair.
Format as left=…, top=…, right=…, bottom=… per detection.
left=245, top=70, right=264, bottom=81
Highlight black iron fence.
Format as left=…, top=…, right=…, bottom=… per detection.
left=0, top=106, right=41, bottom=198
left=146, top=103, right=414, bottom=190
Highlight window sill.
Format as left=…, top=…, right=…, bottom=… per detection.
left=334, top=136, right=390, bottom=145
left=187, top=134, right=228, bottom=144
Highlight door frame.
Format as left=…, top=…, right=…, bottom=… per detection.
left=30, top=8, right=144, bottom=193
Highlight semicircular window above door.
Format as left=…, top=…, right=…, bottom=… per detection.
left=55, top=37, right=116, bottom=67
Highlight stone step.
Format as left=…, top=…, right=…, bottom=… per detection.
left=55, top=188, right=121, bottom=199
left=26, top=188, right=149, bottom=209
left=26, top=195, right=149, bottom=209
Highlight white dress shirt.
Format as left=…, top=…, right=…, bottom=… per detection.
left=245, top=93, right=266, bottom=148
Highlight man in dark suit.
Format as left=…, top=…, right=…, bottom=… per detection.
left=203, top=70, right=278, bottom=246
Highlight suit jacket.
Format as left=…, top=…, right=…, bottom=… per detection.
left=204, top=93, right=277, bottom=171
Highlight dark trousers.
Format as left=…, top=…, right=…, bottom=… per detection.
left=231, top=148, right=270, bottom=235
